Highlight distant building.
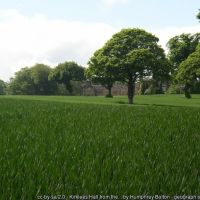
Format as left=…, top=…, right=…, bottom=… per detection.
left=81, top=80, right=169, bottom=96
left=81, top=81, right=129, bottom=96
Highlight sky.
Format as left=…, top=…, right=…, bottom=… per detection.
left=0, top=0, right=199, bottom=81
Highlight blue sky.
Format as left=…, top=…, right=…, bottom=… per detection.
left=1, top=0, right=199, bottom=28
left=0, top=0, right=199, bottom=81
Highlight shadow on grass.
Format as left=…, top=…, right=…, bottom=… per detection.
left=133, top=102, right=187, bottom=108
left=115, top=100, right=175, bottom=107
left=191, top=96, right=200, bottom=99
left=115, top=101, right=179, bottom=107
left=115, top=101, right=128, bottom=105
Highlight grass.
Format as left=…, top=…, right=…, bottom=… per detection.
left=0, top=95, right=200, bottom=199
left=1, top=94, right=200, bottom=107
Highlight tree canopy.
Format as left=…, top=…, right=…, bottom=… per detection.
left=87, top=49, right=119, bottom=97
left=8, top=67, right=35, bottom=95
left=167, top=33, right=200, bottom=71
left=7, top=61, right=86, bottom=95
left=197, top=9, right=200, bottom=20
left=89, top=28, right=169, bottom=104
left=176, top=45, right=200, bottom=98
left=31, top=64, right=56, bottom=95
left=8, top=64, right=55, bottom=95
left=49, top=61, right=85, bottom=94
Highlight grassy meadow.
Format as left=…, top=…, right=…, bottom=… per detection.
left=0, top=95, right=200, bottom=199
left=1, top=94, right=200, bottom=107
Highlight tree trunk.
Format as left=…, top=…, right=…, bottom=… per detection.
left=108, top=87, right=112, bottom=96
left=128, top=77, right=135, bottom=104
left=65, top=80, right=72, bottom=95
left=67, top=84, right=73, bottom=95
left=184, top=83, right=191, bottom=99
left=106, top=87, right=113, bottom=98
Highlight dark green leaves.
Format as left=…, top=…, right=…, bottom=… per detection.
left=49, top=61, right=85, bottom=93
left=197, top=9, right=200, bottom=20
left=167, top=33, right=200, bottom=70
left=176, top=45, right=200, bottom=84
left=0, top=80, right=6, bottom=95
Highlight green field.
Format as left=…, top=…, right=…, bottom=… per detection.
left=0, top=95, right=200, bottom=199
left=1, top=94, right=200, bottom=107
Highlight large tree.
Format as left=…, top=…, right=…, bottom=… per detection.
left=86, top=49, right=118, bottom=97
left=176, top=45, right=200, bottom=98
left=49, top=61, right=85, bottom=94
left=91, top=28, right=169, bottom=104
left=167, top=33, right=200, bottom=71
left=8, top=64, right=57, bottom=95
left=8, top=67, right=35, bottom=95
left=31, top=64, right=56, bottom=95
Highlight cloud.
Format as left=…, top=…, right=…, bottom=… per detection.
left=150, top=25, right=200, bottom=52
left=102, top=0, right=129, bottom=7
left=0, top=9, right=117, bottom=81
left=0, top=9, right=199, bottom=81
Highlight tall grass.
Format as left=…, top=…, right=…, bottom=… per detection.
left=0, top=99, right=200, bottom=199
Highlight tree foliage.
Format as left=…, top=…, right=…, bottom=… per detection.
left=167, top=33, right=200, bottom=71
left=8, top=64, right=56, bottom=95
left=7, top=62, right=86, bottom=95
left=176, top=45, right=200, bottom=98
left=31, top=64, right=56, bottom=95
left=197, top=9, right=200, bottom=20
left=0, top=80, right=6, bottom=95
left=89, top=28, right=169, bottom=104
left=8, top=67, right=35, bottom=95
left=87, top=49, right=118, bottom=97
left=49, top=61, right=85, bottom=94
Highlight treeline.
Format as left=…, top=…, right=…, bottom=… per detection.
left=0, top=62, right=86, bottom=95
left=0, top=31, right=200, bottom=101
left=85, top=10, right=200, bottom=103
left=0, top=11, right=200, bottom=104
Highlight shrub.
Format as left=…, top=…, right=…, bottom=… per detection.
left=167, top=84, right=184, bottom=94
left=105, top=94, right=113, bottom=98
left=144, top=85, right=156, bottom=95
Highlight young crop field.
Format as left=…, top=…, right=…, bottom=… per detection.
left=1, top=94, right=200, bottom=107
left=0, top=96, right=200, bottom=199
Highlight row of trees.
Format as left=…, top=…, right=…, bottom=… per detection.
left=85, top=11, right=200, bottom=103
left=2, top=62, right=85, bottom=95
left=168, top=33, right=200, bottom=98
left=86, top=28, right=171, bottom=104
left=86, top=30, right=200, bottom=103
left=1, top=10, right=200, bottom=104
